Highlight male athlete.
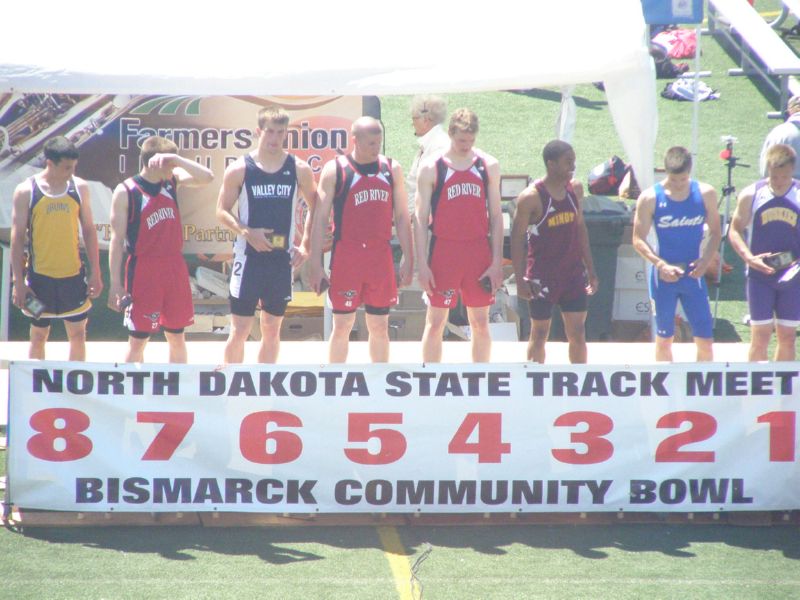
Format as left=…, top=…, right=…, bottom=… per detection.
left=729, top=143, right=800, bottom=361
left=10, top=136, right=103, bottom=360
left=309, top=116, right=413, bottom=363
left=217, top=106, right=318, bottom=363
left=632, top=146, right=720, bottom=362
left=415, top=108, right=503, bottom=363
left=108, top=136, right=214, bottom=363
left=511, top=140, right=597, bottom=364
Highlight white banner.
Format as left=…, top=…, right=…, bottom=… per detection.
left=7, top=361, right=800, bottom=513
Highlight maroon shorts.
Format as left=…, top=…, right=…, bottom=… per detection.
left=427, top=238, right=493, bottom=309
left=125, top=255, right=194, bottom=333
left=329, top=239, right=397, bottom=312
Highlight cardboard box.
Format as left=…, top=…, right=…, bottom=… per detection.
left=354, top=308, right=427, bottom=341
left=611, top=320, right=651, bottom=341
left=615, top=256, right=648, bottom=291
left=281, top=316, right=324, bottom=341
left=397, top=288, right=427, bottom=310
left=612, top=288, right=651, bottom=321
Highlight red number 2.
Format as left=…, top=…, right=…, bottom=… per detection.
left=655, top=411, right=716, bottom=462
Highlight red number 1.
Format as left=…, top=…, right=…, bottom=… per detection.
left=757, top=411, right=796, bottom=462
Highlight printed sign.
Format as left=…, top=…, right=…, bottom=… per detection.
left=0, top=94, right=366, bottom=253
left=7, top=361, right=799, bottom=513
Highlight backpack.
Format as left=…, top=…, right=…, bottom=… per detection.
left=588, top=156, right=628, bottom=195
left=661, top=78, right=720, bottom=101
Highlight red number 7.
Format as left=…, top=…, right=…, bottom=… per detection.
left=137, top=412, right=194, bottom=461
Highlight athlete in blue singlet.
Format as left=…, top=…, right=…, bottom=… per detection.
left=632, top=146, right=721, bottom=362
left=217, top=106, right=318, bottom=364
left=729, top=143, right=800, bottom=362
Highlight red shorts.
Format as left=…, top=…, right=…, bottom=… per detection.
left=329, top=239, right=397, bottom=312
left=427, top=238, right=493, bottom=308
left=125, top=255, right=194, bottom=333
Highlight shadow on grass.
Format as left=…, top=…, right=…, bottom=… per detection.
left=713, top=318, right=743, bottom=342
left=14, top=523, right=800, bottom=563
left=509, top=88, right=607, bottom=110
left=397, top=524, right=800, bottom=561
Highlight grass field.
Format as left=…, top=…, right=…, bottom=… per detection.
left=0, top=521, right=799, bottom=599
left=3, top=8, right=800, bottom=600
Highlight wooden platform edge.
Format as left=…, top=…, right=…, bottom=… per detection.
left=4, top=507, right=798, bottom=528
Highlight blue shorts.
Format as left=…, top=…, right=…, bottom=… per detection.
left=649, top=268, right=712, bottom=339
left=229, top=252, right=292, bottom=317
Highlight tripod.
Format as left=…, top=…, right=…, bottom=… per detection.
left=713, top=136, right=748, bottom=329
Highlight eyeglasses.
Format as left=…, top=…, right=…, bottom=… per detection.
left=412, top=103, right=429, bottom=121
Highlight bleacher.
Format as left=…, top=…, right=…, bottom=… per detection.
left=708, top=0, right=800, bottom=115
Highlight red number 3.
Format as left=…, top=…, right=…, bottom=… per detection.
left=27, top=408, right=93, bottom=461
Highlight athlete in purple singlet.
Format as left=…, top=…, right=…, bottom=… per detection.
left=729, top=143, right=800, bottom=362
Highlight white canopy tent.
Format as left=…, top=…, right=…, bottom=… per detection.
left=1, top=0, right=656, bottom=184
left=0, top=0, right=657, bottom=340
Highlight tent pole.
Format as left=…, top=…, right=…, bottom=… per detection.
left=1, top=245, right=10, bottom=341
left=691, top=25, right=701, bottom=173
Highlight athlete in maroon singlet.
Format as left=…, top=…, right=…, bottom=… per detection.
left=511, top=140, right=597, bottom=364
left=108, top=136, right=214, bottom=363
left=310, top=117, right=413, bottom=363
left=415, top=108, right=503, bottom=363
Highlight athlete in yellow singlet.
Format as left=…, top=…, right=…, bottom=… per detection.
left=10, top=136, right=103, bottom=360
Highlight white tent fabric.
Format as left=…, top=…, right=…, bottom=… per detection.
left=1, top=0, right=656, bottom=188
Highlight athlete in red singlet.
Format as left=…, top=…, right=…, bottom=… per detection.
left=309, top=117, right=414, bottom=363
left=510, top=140, right=597, bottom=364
left=415, top=108, right=503, bottom=363
left=108, top=135, right=214, bottom=363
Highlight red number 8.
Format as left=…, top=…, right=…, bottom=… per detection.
left=27, top=408, right=93, bottom=462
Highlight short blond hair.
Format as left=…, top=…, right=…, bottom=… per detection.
left=140, top=136, right=178, bottom=165
left=765, top=143, right=797, bottom=169
left=257, top=106, right=290, bottom=129
left=448, top=108, right=479, bottom=136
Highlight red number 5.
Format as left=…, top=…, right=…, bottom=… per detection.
left=344, top=413, right=407, bottom=465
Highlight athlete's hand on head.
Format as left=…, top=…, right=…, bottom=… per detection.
left=147, top=153, right=179, bottom=172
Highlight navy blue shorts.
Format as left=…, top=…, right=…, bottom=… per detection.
left=229, top=252, right=292, bottom=317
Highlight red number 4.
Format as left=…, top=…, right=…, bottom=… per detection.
left=448, top=413, right=511, bottom=463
